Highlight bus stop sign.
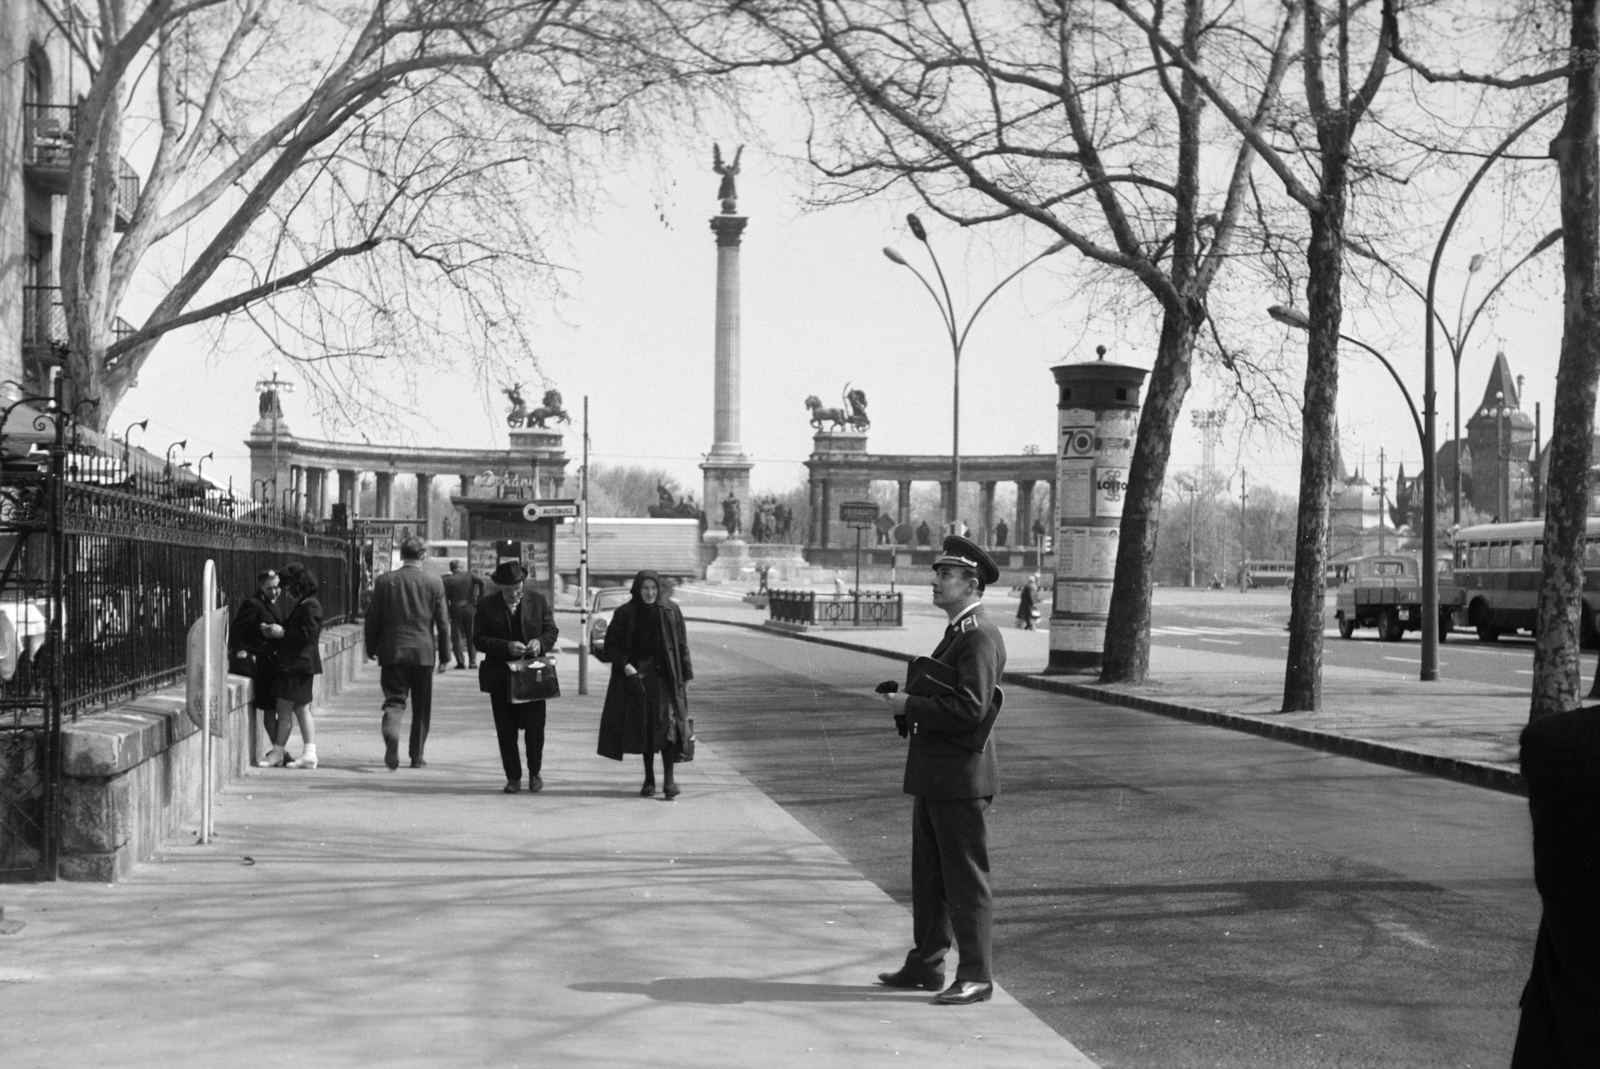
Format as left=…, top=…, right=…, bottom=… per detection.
left=839, top=501, right=880, bottom=528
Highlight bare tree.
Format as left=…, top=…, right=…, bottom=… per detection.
left=1387, top=0, right=1590, bottom=719
left=731, top=0, right=1297, bottom=683
left=1121, top=0, right=1407, bottom=710
left=53, top=0, right=721, bottom=429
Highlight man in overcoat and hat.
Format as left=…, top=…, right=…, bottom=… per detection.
left=876, top=535, right=1007, bottom=1005
left=474, top=560, right=560, bottom=793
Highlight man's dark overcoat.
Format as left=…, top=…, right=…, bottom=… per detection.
left=473, top=586, right=559, bottom=699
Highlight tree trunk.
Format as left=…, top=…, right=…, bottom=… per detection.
left=1101, top=305, right=1199, bottom=683
left=1282, top=205, right=1344, bottom=712
left=1534, top=0, right=1600, bottom=720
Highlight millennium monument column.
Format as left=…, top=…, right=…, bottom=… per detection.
left=701, top=143, right=754, bottom=544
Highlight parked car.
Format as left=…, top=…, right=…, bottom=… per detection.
left=585, top=586, right=632, bottom=655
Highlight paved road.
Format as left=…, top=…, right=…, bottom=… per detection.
left=687, top=621, right=1539, bottom=1069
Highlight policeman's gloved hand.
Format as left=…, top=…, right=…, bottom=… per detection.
left=874, top=680, right=898, bottom=694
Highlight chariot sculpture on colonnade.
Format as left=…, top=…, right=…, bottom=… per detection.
left=503, top=385, right=571, bottom=429
left=805, top=385, right=870, bottom=432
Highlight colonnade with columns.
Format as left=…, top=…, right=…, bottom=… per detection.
left=803, top=431, right=1058, bottom=552
left=271, top=468, right=495, bottom=539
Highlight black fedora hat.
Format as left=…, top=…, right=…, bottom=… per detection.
left=490, top=560, right=527, bottom=586
left=933, top=534, right=1000, bottom=587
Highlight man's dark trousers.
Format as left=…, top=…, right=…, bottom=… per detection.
left=489, top=691, right=546, bottom=783
left=450, top=606, right=477, bottom=668
left=381, top=663, right=435, bottom=761
left=909, top=795, right=993, bottom=982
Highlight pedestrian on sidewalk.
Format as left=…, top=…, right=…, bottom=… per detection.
left=1015, top=573, right=1040, bottom=631
left=875, top=535, right=1007, bottom=1006
left=596, top=569, right=694, bottom=799
left=474, top=560, right=559, bottom=793
left=442, top=560, right=485, bottom=670
left=234, top=569, right=287, bottom=759
left=264, top=563, right=322, bottom=770
left=365, top=536, right=451, bottom=771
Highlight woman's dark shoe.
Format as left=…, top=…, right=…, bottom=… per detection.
left=502, top=781, right=520, bottom=794
left=662, top=782, right=681, bottom=800
left=640, top=782, right=656, bottom=797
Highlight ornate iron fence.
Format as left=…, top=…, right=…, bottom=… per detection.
left=0, top=385, right=355, bottom=880
left=768, top=589, right=903, bottom=628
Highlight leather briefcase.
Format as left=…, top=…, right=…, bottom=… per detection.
left=505, top=657, right=560, bottom=704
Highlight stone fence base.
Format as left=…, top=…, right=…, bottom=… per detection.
left=57, top=623, right=365, bottom=882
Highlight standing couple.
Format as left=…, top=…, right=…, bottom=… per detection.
left=234, top=563, right=325, bottom=770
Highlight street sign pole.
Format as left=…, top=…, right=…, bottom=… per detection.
left=578, top=397, right=589, bottom=696
left=854, top=526, right=863, bottom=596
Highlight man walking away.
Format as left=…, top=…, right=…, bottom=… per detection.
left=442, top=560, right=485, bottom=669
left=876, top=535, right=1007, bottom=1005
left=365, top=536, right=451, bottom=770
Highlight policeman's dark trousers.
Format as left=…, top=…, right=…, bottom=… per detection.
left=490, top=694, right=546, bottom=784
left=449, top=607, right=476, bottom=667
left=907, top=795, right=993, bottom=982
left=380, top=663, right=434, bottom=761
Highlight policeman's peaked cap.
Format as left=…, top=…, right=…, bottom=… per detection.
left=933, top=535, right=1000, bottom=587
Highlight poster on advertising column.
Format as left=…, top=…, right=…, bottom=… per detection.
left=1094, top=465, right=1129, bottom=518
left=1096, top=410, right=1138, bottom=465
left=1058, top=525, right=1119, bottom=579
left=1058, top=461, right=1093, bottom=518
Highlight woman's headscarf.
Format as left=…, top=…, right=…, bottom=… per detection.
left=628, top=570, right=668, bottom=667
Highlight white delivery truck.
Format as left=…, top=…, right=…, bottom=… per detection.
left=553, top=518, right=704, bottom=585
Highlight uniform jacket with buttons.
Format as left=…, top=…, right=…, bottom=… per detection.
left=902, top=603, right=1006, bottom=799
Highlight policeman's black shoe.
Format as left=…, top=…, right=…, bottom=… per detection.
left=877, top=966, right=944, bottom=991
left=410, top=757, right=427, bottom=768
left=528, top=774, right=544, bottom=792
left=502, top=781, right=520, bottom=794
left=934, top=980, right=994, bottom=1005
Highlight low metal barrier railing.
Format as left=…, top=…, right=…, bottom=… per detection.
left=767, top=589, right=903, bottom=628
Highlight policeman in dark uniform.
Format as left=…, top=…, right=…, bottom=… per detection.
left=876, top=535, right=1007, bottom=1005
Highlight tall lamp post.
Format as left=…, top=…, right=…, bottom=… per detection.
left=1269, top=306, right=1434, bottom=646
left=1445, top=232, right=1561, bottom=524
left=1420, top=99, right=1562, bottom=682
left=885, top=215, right=1066, bottom=534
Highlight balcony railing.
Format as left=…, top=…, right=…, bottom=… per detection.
left=21, top=286, right=67, bottom=358
left=23, top=104, right=139, bottom=228
left=22, top=104, right=75, bottom=193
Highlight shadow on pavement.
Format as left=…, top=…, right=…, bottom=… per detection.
left=571, top=978, right=930, bottom=1004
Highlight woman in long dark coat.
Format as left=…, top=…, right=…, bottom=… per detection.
left=596, top=570, right=693, bottom=798
left=232, top=569, right=288, bottom=745
left=264, top=563, right=323, bottom=769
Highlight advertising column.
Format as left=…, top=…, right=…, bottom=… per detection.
left=1048, top=347, right=1147, bottom=674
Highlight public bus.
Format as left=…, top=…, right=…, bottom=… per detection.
left=1240, top=560, right=1295, bottom=589
left=1452, top=517, right=1600, bottom=645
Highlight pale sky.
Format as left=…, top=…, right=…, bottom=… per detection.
left=116, top=126, right=1569, bottom=510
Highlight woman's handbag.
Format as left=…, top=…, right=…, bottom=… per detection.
left=230, top=648, right=258, bottom=678
left=675, top=717, right=695, bottom=762
left=505, top=656, right=560, bottom=704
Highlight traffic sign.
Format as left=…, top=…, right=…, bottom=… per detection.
left=522, top=500, right=579, bottom=521
left=839, top=500, right=880, bottom=528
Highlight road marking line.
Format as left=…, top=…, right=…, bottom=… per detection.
left=1198, top=637, right=1242, bottom=645
left=1382, top=656, right=1413, bottom=663
left=1515, top=670, right=1534, bottom=675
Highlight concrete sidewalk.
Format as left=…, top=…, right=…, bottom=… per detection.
left=1, top=664, right=1095, bottom=1068
left=674, top=589, right=1532, bottom=795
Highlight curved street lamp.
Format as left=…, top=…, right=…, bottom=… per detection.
left=885, top=214, right=1067, bottom=534
left=1268, top=306, right=1424, bottom=452
left=122, top=418, right=147, bottom=471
